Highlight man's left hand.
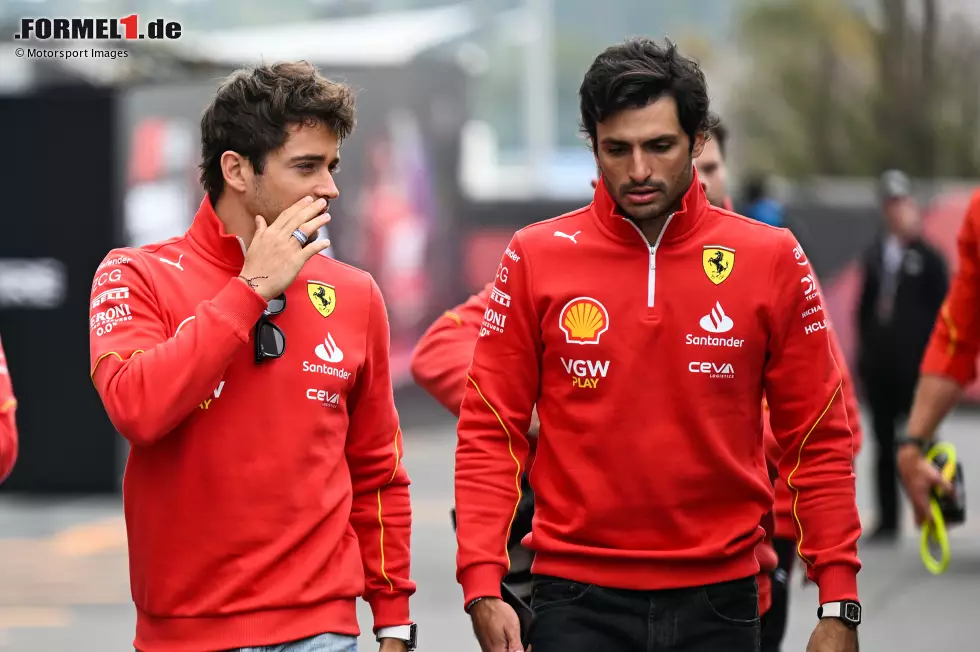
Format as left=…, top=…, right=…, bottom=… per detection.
left=379, top=638, right=409, bottom=652
left=806, top=618, right=858, bottom=651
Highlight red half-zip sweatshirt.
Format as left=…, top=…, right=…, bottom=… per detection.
left=0, top=334, right=17, bottom=483
left=413, top=281, right=772, bottom=609
left=454, top=171, right=861, bottom=608
left=921, top=189, right=980, bottom=385
left=89, top=197, right=415, bottom=651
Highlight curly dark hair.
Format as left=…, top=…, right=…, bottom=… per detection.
left=579, top=37, right=718, bottom=152
left=199, top=61, right=357, bottom=202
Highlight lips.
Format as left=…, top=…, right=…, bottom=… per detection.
left=627, top=189, right=660, bottom=203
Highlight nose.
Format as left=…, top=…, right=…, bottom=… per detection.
left=628, top=150, right=652, bottom=184
left=316, top=172, right=340, bottom=203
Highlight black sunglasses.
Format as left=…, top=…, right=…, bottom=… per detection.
left=254, top=293, right=286, bottom=364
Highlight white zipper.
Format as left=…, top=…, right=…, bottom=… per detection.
left=623, top=214, right=674, bottom=308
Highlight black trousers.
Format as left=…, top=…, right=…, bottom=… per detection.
left=865, top=371, right=913, bottom=531
left=525, top=574, right=760, bottom=652
left=760, top=537, right=797, bottom=652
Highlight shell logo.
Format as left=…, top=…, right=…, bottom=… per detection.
left=559, top=297, right=609, bottom=345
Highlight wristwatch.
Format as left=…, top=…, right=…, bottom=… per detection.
left=376, top=623, right=417, bottom=650
left=818, top=600, right=862, bottom=628
left=894, top=434, right=931, bottom=455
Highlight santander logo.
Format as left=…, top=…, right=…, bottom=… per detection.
left=314, top=333, right=344, bottom=364
left=699, top=301, right=734, bottom=334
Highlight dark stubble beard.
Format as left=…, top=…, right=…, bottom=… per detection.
left=614, top=158, right=693, bottom=223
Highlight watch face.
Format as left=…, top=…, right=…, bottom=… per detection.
left=844, top=603, right=861, bottom=622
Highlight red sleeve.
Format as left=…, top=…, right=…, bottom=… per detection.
left=828, top=324, right=863, bottom=456
left=921, top=192, right=980, bottom=386
left=0, top=335, right=18, bottom=483
left=454, top=235, right=540, bottom=608
left=410, top=284, right=493, bottom=417
left=763, top=231, right=861, bottom=604
left=346, top=277, right=416, bottom=630
left=89, top=251, right=267, bottom=446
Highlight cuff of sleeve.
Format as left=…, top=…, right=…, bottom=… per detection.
left=815, top=564, right=859, bottom=603
left=459, top=563, right=506, bottom=610
left=369, top=592, right=411, bottom=631
left=209, top=277, right=269, bottom=342
left=921, top=346, right=976, bottom=387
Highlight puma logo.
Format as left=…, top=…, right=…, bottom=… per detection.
left=554, top=230, right=580, bottom=244
left=159, top=254, right=184, bottom=271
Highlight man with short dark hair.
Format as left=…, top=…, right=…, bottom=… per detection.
left=454, top=38, right=862, bottom=652
left=89, top=62, right=417, bottom=652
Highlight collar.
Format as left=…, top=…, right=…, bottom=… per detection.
left=186, top=195, right=249, bottom=270
left=592, top=165, right=710, bottom=245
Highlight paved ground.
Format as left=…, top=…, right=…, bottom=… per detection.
left=2, top=404, right=980, bottom=651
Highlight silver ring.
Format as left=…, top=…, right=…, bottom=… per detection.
left=291, top=229, right=308, bottom=246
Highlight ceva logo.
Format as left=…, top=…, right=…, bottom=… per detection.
left=689, top=361, right=735, bottom=379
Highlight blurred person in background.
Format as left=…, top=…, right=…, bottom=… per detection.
left=742, top=175, right=785, bottom=228
left=0, top=333, right=18, bottom=483
left=88, top=62, right=417, bottom=652
left=695, top=121, right=732, bottom=210
left=897, top=188, right=980, bottom=524
left=857, top=169, right=948, bottom=542
left=454, top=37, right=862, bottom=652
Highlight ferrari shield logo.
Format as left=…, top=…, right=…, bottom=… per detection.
left=702, top=246, right=735, bottom=285
left=307, top=281, right=336, bottom=318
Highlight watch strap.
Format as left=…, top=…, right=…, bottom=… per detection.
left=894, top=435, right=931, bottom=454
left=377, top=623, right=413, bottom=640
left=818, top=600, right=861, bottom=627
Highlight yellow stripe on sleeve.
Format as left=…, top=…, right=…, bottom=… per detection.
left=89, top=350, right=144, bottom=380
left=443, top=311, right=463, bottom=326
left=376, top=426, right=402, bottom=592
left=466, top=374, right=523, bottom=569
left=786, top=382, right=842, bottom=568
left=941, top=304, right=959, bottom=358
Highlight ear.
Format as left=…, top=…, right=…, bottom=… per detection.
left=691, top=131, right=707, bottom=159
left=220, top=151, right=251, bottom=194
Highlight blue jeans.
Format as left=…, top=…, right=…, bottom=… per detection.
left=231, top=632, right=358, bottom=652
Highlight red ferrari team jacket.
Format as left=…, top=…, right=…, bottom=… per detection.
left=412, top=282, right=776, bottom=611
left=89, top=197, right=415, bottom=651
left=921, top=189, right=980, bottom=385
left=0, top=334, right=17, bottom=483
left=454, top=172, right=862, bottom=608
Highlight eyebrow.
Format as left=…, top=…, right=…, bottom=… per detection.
left=288, top=154, right=340, bottom=167
left=600, top=135, right=677, bottom=148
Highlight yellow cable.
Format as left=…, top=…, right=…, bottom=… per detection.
left=920, top=442, right=958, bottom=575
